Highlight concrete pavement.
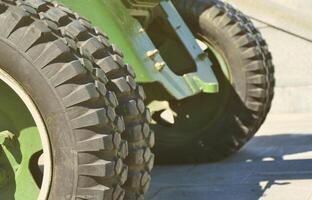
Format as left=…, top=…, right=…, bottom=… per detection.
left=147, top=114, right=312, bottom=200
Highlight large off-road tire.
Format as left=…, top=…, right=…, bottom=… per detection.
left=153, top=0, right=275, bottom=163
left=0, top=0, right=130, bottom=199
left=42, top=2, right=155, bottom=199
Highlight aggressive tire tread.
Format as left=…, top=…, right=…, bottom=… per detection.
left=42, top=2, right=155, bottom=199
left=0, top=0, right=128, bottom=199
left=162, top=0, right=275, bottom=162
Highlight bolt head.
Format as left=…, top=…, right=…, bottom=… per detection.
left=0, top=130, right=14, bottom=145
left=145, top=49, right=159, bottom=59
left=139, top=28, right=145, bottom=33
left=154, top=62, right=166, bottom=71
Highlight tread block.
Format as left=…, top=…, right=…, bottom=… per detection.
left=243, top=47, right=261, bottom=59
left=125, top=124, right=145, bottom=142
left=247, top=101, right=263, bottom=112
left=144, top=109, right=152, bottom=123
left=140, top=172, right=151, bottom=193
left=112, top=132, right=121, bottom=149
left=95, top=80, right=107, bottom=96
left=43, top=6, right=68, bottom=25
left=109, top=44, right=123, bottom=57
left=204, top=5, right=222, bottom=19
left=147, top=130, right=155, bottom=148
left=112, top=185, right=126, bottom=200
left=78, top=17, right=93, bottom=30
left=76, top=134, right=113, bottom=152
left=72, top=108, right=108, bottom=129
left=96, top=56, right=120, bottom=74
left=236, top=33, right=255, bottom=47
left=106, top=91, right=119, bottom=107
left=136, top=99, right=145, bottom=114
left=106, top=106, right=116, bottom=122
left=125, top=64, right=136, bottom=78
left=80, top=37, right=105, bottom=59
left=97, top=34, right=111, bottom=48
left=127, top=148, right=151, bottom=165
left=136, top=85, right=146, bottom=100
left=248, top=75, right=266, bottom=85
left=80, top=57, right=93, bottom=72
left=114, top=116, right=125, bottom=133
left=118, top=140, right=128, bottom=159
left=63, top=83, right=100, bottom=108
left=119, top=166, right=128, bottom=185
left=126, top=100, right=140, bottom=116
left=64, top=20, right=87, bottom=39
left=51, top=60, right=86, bottom=86
left=245, top=61, right=264, bottom=72
left=93, top=68, right=109, bottom=84
left=27, top=0, right=49, bottom=12
left=248, top=88, right=266, bottom=99
left=111, top=77, right=131, bottom=94
left=112, top=54, right=124, bottom=67
left=126, top=75, right=137, bottom=90
left=16, top=2, right=37, bottom=15
left=15, top=20, right=53, bottom=51
left=55, top=3, right=76, bottom=18
left=227, top=22, right=244, bottom=36
left=78, top=160, right=114, bottom=177
left=146, top=153, right=155, bottom=172
left=33, top=38, right=70, bottom=68
left=77, top=185, right=108, bottom=200
left=0, top=6, right=32, bottom=37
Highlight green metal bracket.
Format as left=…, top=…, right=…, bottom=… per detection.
left=0, top=130, right=14, bottom=145
left=159, top=0, right=218, bottom=94
left=57, top=0, right=219, bottom=100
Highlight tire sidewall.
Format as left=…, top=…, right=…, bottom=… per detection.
left=0, top=38, right=76, bottom=199
left=198, top=11, right=248, bottom=103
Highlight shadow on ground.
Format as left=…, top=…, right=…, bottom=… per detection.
left=147, top=133, right=312, bottom=200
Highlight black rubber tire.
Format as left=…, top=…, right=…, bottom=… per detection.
left=0, top=0, right=129, bottom=199
left=153, top=0, right=275, bottom=163
left=45, top=2, right=155, bottom=199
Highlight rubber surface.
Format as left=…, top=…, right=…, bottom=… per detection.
left=0, top=0, right=130, bottom=199
left=45, top=2, right=155, bottom=199
left=153, top=0, right=275, bottom=163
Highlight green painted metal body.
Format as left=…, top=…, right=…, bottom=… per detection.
left=0, top=81, right=42, bottom=199
left=58, top=0, right=219, bottom=100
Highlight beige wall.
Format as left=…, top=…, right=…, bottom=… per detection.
left=281, top=0, right=312, bottom=10
left=224, top=0, right=312, bottom=41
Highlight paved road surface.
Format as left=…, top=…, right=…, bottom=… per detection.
left=147, top=113, right=312, bottom=200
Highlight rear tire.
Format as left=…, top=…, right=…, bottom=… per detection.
left=153, top=0, right=275, bottom=163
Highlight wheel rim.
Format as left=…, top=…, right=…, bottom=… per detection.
left=0, top=68, right=52, bottom=200
left=151, top=37, right=233, bottom=144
